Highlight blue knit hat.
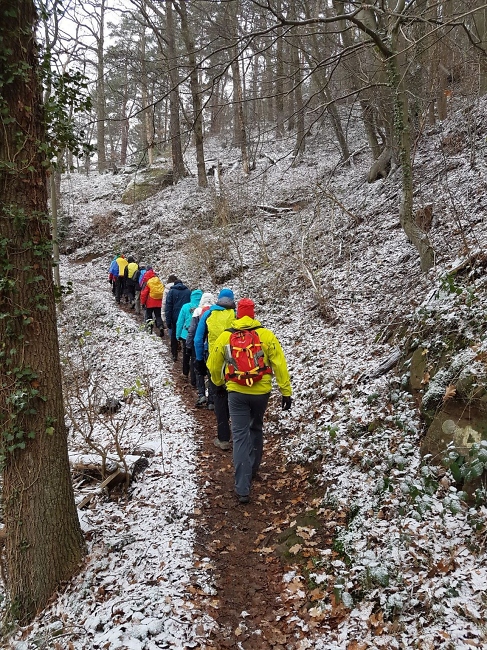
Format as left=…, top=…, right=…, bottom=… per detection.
left=218, top=288, right=234, bottom=300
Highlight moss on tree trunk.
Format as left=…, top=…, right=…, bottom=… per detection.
left=0, top=0, right=85, bottom=624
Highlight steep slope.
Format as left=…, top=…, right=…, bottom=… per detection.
left=48, top=99, right=487, bottom=649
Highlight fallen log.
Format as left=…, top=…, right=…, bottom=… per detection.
left=257, top=204, right=294, bottom=215
left=73, top=454, right=150, bottom=509
left=78, top=468, right=126, bottom=509
left=356, top=347, right=402, bottom=383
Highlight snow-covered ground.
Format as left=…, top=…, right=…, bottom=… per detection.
left=8, top=268, right=215, bottom=649
left=5, top=98, right=487, bottom=648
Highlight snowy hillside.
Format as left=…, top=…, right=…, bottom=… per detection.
left=6, top=100, right=487, bottom=649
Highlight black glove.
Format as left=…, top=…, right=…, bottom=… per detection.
left=215, top=384, right=227, bottom=396
left=281, top=395, right=292, bottom=411
left=195, top=359, right=207, bottom=376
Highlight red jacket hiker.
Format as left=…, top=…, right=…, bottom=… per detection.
left=140, top=269, right=164, bottom=308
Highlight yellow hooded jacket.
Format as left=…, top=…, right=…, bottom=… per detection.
left=116, top=256, right=128, bottom=276
left=126, top=261, right=139, bottom=279
left=207, top=315, right=292, bottom=396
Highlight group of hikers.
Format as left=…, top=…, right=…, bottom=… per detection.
left=108, top=253, right=293, bottom=504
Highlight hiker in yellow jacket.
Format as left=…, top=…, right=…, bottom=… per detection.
left=124, top=256, right=139, bottom=307
left=113, top=254, right=128, bottom=304
left=207, top=298, right=292, bottom=503
left=140, top=267, right=165, bottom=337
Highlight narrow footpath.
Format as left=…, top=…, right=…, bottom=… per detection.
left=169, top=350, right=348, bottom=648
left=121, top=303, right=348, bottom=649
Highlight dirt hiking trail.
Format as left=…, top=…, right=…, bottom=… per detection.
left=120, top=303, right=347, bottom=649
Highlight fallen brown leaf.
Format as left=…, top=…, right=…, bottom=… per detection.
left=443, top=384, right=456, bottom=401
left=309, top=587, right=326, bottom=601
left=347, top=642, right=368, bottom=650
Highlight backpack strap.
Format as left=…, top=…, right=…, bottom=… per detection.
left=225, top=326, right=261, bottom=333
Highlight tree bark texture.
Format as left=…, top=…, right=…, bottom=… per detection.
left=165, top=0, right=186, bottom=182
left=0, top=0, right=86, bottom=623
left=387, top=32, right=435, bottom=271
left=174, top=0, right=207, bottom=187
left=96, top=0, right=107, bottom=172
left=228, top=0, right=249, bottom=174
left=140, top=17, right=154, bottom=166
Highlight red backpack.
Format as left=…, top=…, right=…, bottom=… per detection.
left=224, top=328, right=272, bottom=386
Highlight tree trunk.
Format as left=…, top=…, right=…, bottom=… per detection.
left=437, top=0, right=453, bottom=120
left=324, top=87, right=351, bottom=162
left=387, top=38, right=435, bottom=271
left=301, top=0, right=350, bottom=161
left=120, top=114, right=129, bottom=167
left=476, top=6, right=487, bottom=94
left=174, top=0, right=207, bottom=187
left=231, top=55, right=250, bottom=174
left=0, top=0, right=86, bottom=624
left=287, top=0, right=304, bottom=159
left=300, top=33, right=351, bottom=161
left=165, top=0, right=186, bottom=182
left=140, top=14, right=154, bottom=166
left=291, top=37, right=305, bottom=160
left=229, top=0, right=249, bottom=174
left=96, top=0, right=107, bottom=172
left=275, top=2, right=285, bottom=138
left=208, top=75, right=223, bottom=135
left=333, top=0, right=381, bottom=160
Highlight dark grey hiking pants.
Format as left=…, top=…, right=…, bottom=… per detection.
left=228, top=391, right=270, bottom=498
left=213, top=386, right=231, bottom=442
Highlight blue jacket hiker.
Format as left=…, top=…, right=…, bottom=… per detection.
left=108, top=255, right=118, bottom=295
left=165, top=279, right=191, bottom=362
left=186, top=292, right=215, bottom=408
left=176, top=289, right=203, bottom=341
left=194, top=288, right=236, bottom=448
left=194, top=288, right=236, bottom=364
left=176, top=289, right=202, bottom=383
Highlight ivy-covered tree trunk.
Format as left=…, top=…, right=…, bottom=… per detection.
left=0, top=0, right=85, bottom=624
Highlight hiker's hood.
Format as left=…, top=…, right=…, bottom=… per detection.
left=230, top=316, right=262, bottom=329
left=173, top=281, right=189, bottom=291
left=215, top=292, right=236, bottom=309
left=190, top=290, right=203, bottom=307
left=199, top=292, right=215, bottom=308
left=216, top=296, right=235, bottom=309
left=209, top=303, right=233, bottom=313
